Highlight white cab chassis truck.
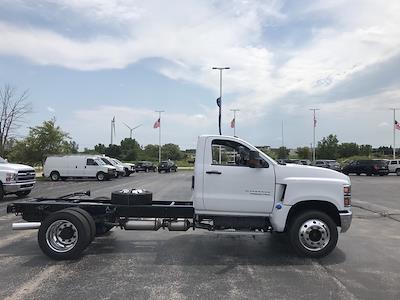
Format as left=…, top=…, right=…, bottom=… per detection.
left=7, top=135, right=352, bottom=260
left=0, top=157, right=36, bottom=201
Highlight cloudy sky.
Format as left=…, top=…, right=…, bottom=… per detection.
left=0, top=0, right=399, bottom=150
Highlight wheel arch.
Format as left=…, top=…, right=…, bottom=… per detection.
left=285, top=200, right=341, bottom=231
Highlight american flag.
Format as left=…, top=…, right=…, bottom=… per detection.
left=153, top=118, right=160, bottom=129
left=395, top=120, right=400, bottom=130
left=230, top=118, right=235, bottom=128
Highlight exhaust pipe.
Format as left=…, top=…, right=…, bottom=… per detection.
left=167, top=219, right=190, bottom=231
left=12, top=222, right=41, bottom=230
left=124, top=219, right=162, bottom=231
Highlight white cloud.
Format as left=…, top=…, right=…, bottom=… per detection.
left=1, top=0, right=400, bottom=147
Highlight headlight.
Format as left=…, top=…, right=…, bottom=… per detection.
left=6, top=172, right=17, bottom=182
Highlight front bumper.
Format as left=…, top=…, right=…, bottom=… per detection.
left=3, top=181, right=35, bottom=194
left=339, top=210, right=352, bottom=232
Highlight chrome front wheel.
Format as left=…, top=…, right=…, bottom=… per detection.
left=298, top=219, right=330, bottom=252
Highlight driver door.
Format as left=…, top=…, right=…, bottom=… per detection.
left=202, top=137, right=275, bottom=215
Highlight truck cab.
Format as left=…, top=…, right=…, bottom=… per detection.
left=193, top=135, right=352, bottom=257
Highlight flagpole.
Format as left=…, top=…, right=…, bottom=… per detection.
left=281, top=120, right=284, bottom=148
left=155, top=110, right=164, bottom=163
left=390, top=108, right=399, bottom=159
left=309, top=108, right=320, bottom=162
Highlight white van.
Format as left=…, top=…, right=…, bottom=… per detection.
left=98, top=156, right=125, bottom=177
left=43, top=155, right=116, bottom=181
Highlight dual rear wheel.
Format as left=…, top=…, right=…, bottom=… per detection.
left=38, top=208, right=96, bottom=260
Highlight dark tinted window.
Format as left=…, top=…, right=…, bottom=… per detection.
left=86, top=158, right=97, bottom=166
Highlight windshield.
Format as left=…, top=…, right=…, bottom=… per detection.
left=101, top=158, right=113, bottom=165
left=95, top=159, right=105, bottom=165
left=112, top=158, right=122, bottom=165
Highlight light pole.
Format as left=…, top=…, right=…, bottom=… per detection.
left=110, top=116, right=116, bottom=145
left=155, top=110, right=164, bottom=163
left=390, top=108, right=399, bottom=159
left=212, top=67, right=230, bottom=135
left=123, top=123, right=142, bottom=139
left=310, top=108, right=320, bottom=162
left=230, top=109, right=239, bottom=136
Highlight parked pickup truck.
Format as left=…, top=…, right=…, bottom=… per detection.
left=0, top=156, right=35, bottom=200
left=7, top=135, right=352, bottom=260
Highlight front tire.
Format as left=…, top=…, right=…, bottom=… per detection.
left=96, top=172, right=106, bottom=181
left=288, top=210, right=338, bottom=258
left=38, top=209, right=91, bottom=260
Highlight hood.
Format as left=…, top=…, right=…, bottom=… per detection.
left=0, top=163, right=35, bottom=172
left=275, top=163, right=350, bottom=184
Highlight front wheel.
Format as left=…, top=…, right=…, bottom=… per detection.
left=96, top=172, right=106, bottom=181
left=288, top=210, right=338, bottom=258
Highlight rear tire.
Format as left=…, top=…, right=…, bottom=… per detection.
left=38, top=209, right=91, bottom=260
left=66, top=208, right=96, bottom=242
left=396, top=169, right=400, bottom=176
left=50, top=171, right=60, bottom=181
left=288, top=210, right=338, bottom=258
left=96, top=172, right=106, bottom=181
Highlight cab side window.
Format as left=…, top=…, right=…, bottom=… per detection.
left=87, top=159, right=97, bottom=166
left=211, top=139, right=264, bottom=167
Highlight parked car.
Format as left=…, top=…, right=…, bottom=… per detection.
left=99, top=156, right=125, bottom=177
left=135, top=161, right=157, bottom=172
left=342, top=159, right=389, bottom=176
left=110, top=158, right=135, bottom=177
left=44, top=155, right=116, bottom=181
left=388, top=159, right=400, bottom=176
left=313, top=160, right=341, bottom=171
left=158, top=160, right=177, bottom=173
left=0, top=156, right=36, bottom=200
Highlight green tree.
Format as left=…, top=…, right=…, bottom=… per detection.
left=296, top=147, right=310, bottom=159
left=162, top=143, right=182, bottom=161
left=120, top=138, right=141, bottom=161
left=94, top=143, right=106, bottom=154
left=359, top=144, right=372, bottom=157
left=105, top=144, right=122, bottom=159
left=338, top=143, right=359, bottom=158
left=276, top=146, right=289, bottom=159
left=317, top=134, right=339, bottom=159
left=142, top=144, right=159, bottom=161
left=8, top=119, right=72, bottom=165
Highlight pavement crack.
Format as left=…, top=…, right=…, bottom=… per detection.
left=311, top=261, right=358, bottom=300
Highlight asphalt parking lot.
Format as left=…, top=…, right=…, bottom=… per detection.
left=0, top=172, right=400, bottom=300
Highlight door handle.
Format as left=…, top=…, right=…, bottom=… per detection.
left=206, top=170, right=222, bottom=175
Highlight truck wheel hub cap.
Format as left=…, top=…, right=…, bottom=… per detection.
left=46, top=220, right=78, bottom=253
left=298, top=219, right=330, bottom=251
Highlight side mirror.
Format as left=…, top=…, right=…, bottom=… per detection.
left=249, top=150, right=260, bottom=160
left=248, top=151, right=263, bottom=168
